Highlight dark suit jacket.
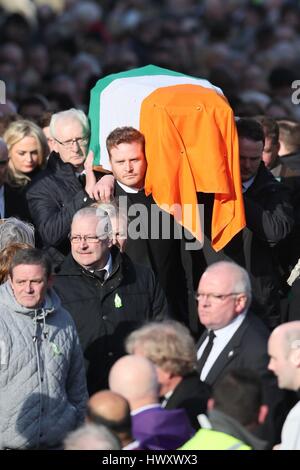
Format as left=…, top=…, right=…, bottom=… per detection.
left=3, top=183, right=32, bottom=222
left=196, top=312, right=286, bottom=444
left=115, top=183, right=189, bottom=324
left=164, top=372, right=211, bottom=429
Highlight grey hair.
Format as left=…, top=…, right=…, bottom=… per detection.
left=91, top=201, right=128, bottom=238
left=206, top=261, right=252, bottom=307
left=64, top=423, right=120, bottom=450
left=50, top=108, right=90, bottom=140
left=72, top=206, right=113, bottom=240
left=0, top=217, right=35, bottom=251
left=126, top=320, right=197, bottom=376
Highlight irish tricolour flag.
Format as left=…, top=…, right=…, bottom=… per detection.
left=88, top=65, right=245, bottom=251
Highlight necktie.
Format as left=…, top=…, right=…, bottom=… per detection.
left=197, top=330, right=216, bottom=375
left=94, top=269, right=106, bottom=283
left=78, top=173, right=86, bottom=187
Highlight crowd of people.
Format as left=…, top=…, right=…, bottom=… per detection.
left=0, top=0, right=300, bottom=452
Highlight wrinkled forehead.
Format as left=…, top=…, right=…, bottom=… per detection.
left=199, top=268, right=234, bottom=292
left=54, top=118, right=85, bottom=140
left=71, top=214, right=111, bottom=237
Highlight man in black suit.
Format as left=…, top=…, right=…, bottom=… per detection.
left=0, top=138, right=31, bottom=221
left=125, top=320, right=211, bottom=430
left=196, top=260, right=286, bottom=445
left=105, top=127, right=189, bottom=326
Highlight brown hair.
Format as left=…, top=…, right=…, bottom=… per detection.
left=254, top=115, right=279, bottom=145
left=0, top=242, right=32, bottom=284
left=106, top=127, right=145, bottom=158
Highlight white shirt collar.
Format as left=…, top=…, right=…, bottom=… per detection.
left=242, top=176, right=255, bottom=192
left=117, top=181, right=144, bottom=194
left=89, top=253, right=112, bottom=280
left=197, top=311, right=247, bottom=381
left=131, top=404, right=161, bottom=416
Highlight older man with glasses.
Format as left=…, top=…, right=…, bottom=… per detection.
left=26, top=108, right=100, bottom=260
left=195, top=260, right=286, bottom=447
left=53, top=205, right=168, bottom=395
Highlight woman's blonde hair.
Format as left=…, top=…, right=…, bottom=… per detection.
left=3, top=119, right=48, bottom=187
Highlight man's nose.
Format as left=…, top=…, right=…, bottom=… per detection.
left=124, top=161, right=133, bottom=172
left=79, top=237, right=88, bottom=247
left=25, top=282, right=33, bottom=292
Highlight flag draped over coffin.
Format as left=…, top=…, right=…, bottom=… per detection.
left=88, top=65, right=245, bottom=251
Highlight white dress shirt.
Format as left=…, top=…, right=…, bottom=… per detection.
left=197, top=312, right=247, bottom=381
left=117, top=181, right=143, bottom=194
left=242, top=176, right=255, bottom=192
left=89, top=253, right=112, bottom=281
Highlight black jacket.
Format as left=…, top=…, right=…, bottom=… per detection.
left=3, top=183, right=32, bottom=222
left=53, top=248, right=168, bottom=394
left=115, top=184, right=189, bottom=325
left=25, top=152, right=93, bottom=255
left=197, top=163, right=294, bottom=328
left=196, top=312, right=287, bottom=445
left=163, top=372, right=211, bottom=430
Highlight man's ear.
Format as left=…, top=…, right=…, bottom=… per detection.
left=52, top=139, right=59, bottom=153
left=47, top=274, right=54, bottom=289
left=235, top=294, right=247, bottom=314
left=258, top=404, right=269, bottom=424
left=207, top=398, right=215, bottom=411
left=290, top=348, right=300, bottom=367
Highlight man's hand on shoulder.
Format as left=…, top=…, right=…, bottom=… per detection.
left=92, top=174, right=115, bottom=202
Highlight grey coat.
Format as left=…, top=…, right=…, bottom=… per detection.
left=0, top=282, right=88, bottom=449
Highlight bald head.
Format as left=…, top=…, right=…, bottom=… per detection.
left=271, top=321, right=300, bottom=357
left=268, top=321, right=300, bottom=391
left=109, top=355, right=159, bottom=409
left=88, top=390, right=130, bottom=424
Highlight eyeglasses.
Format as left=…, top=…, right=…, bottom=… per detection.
left=55, top=136, right=89, bottom=148
left=195, top=292, right=242, bottom=302
left=69, top=235, right=106, bottom=244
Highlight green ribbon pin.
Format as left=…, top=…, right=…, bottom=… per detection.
left=114, top=293, right=122, bottom=308
left=50, top=342, right=61, bottom=356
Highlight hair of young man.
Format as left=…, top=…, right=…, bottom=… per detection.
left=212, top=369, right=263, bottom=427
left=106, top=126, right=145, bottom=157
left=254, top=115, right=279, bottom=145
left=236, top=118, right=265, bottom=145
left=9, top=248, right=52, bottom=279
left=278, top=121, right=300, bottom=154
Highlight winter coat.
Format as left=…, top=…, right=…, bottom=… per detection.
left=53, top=248, right=168, bottom=394
left=0, top=282, right=88, bottom=449
left=25, top=152, right=93, bottom=255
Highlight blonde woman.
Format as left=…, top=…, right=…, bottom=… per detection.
left=3, top=119, right=48, bottom=187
